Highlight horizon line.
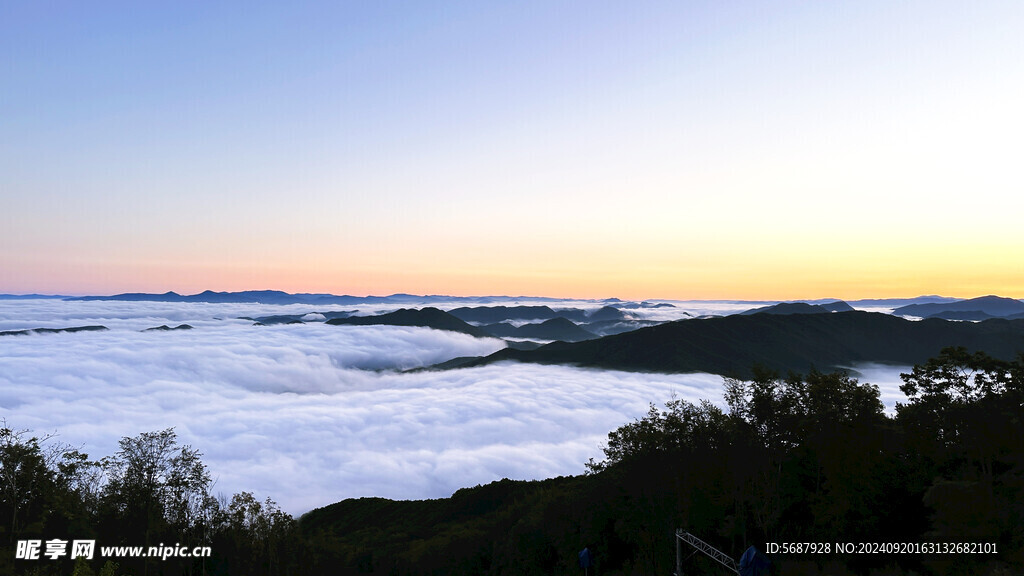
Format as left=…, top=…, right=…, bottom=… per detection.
left=1, top=289, right=1015, bottom=303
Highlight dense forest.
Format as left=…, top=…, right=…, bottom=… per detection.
left=3, top=347, right=1022, bottom=575
left=0, top=425, right=298, bottom=576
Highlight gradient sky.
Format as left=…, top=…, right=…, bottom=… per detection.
left=3, top=1, right=1023, bottom=300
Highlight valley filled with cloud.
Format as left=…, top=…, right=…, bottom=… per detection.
left=0, top=299, right=908, bottom=514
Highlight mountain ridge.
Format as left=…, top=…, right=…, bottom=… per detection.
left=892, top=295, right=1024, bottom=319
left=456, top=311, right=1024, bottom=379
left=325, top=308, right=491, bottom=338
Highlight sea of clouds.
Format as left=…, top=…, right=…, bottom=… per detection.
left=0, top=299, right=908, bottom=514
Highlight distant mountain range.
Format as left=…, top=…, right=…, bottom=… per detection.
left=842, top=295, right=960, bottom=307
left=892, top=295, right=1024, bottom=320
left=67, top=290, right=418, bottom=305
left=455, top=311, right=1024, bottom=379
left=14, top=289, right=1009, bottom=313
left=62, top=290, right=601, bottom=306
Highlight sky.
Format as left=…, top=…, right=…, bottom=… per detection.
left=3, top=1, right=1023, bottom=300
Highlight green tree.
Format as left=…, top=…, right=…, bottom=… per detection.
left=0, top=425, right=53, bottom=540
left=99, top=428, right=212, bottom=575
left=209, top=491, right=299, bottom=576
left=898, top=347, right=1024, bottom=561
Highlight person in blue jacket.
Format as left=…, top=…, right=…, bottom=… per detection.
left=578, top=545, right=594, bottom=575
left=739, top=545, right=770, bottom=576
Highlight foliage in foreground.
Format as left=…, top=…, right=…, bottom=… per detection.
left=0, top=427, right=299, bottom=575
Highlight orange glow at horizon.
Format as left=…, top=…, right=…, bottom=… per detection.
left=10, top=243, right=1023, bottom=302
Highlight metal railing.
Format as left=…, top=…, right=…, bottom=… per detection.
left=675, top=529, right=739, bottom=575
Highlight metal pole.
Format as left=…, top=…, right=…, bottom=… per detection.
left=676, top=529, right=683, bottom=576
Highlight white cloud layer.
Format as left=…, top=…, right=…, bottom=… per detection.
left=843, top=362, right=913, bottom=415
left=0, top=300, right=908, bottom=514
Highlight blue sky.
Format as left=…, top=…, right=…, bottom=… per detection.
left=3, top=1, right=1023, bottom=298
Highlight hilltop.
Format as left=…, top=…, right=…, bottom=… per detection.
left=326, top=307, right=491, bottom=338
left=892, top=294, right=1024, bottom=319
left=458, top=311, right=1024, bottom=378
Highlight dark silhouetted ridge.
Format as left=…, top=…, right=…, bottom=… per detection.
left=929, top=311, right=997, bottom=321
left=893, top=295, right=1024, bottom=318
left=70, top=291, right=185, bottom=302
left=465, top=311, right=1024, bottom=379
left=0, top=325, right=108, bottom=336
left=326, top=308, right=490, bottom=337
left=448, top=305, right=557, bottom=323
left=143, top=324, right=194, bottom=331
left=820, top=300, right=855, bottom=312
left=586, top=306, right=627, bottom=322
left=740, top=302, right=832, bottom=315
left=481, top=317, right=596, bottom=342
